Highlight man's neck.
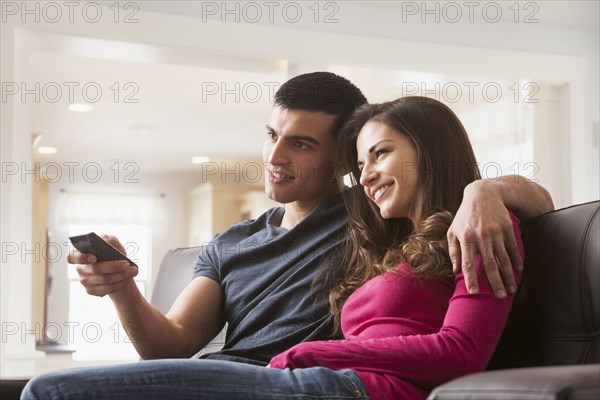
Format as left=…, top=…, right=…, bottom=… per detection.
left=277, top=183, right=344, bottom=230
left=280, top=202, right=315, bottom=230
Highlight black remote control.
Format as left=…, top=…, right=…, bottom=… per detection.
left=69, top=232, right=137, bottom=266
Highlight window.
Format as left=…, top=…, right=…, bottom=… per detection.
left=56, top=191, right=164, bottom=361
left=67, top=223, right=151, bottom=361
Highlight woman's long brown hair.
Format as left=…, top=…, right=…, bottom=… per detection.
left=328, top=96, right=482, bottom=334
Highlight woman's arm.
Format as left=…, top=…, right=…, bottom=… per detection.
left=271, top=213, right=523, bottom=390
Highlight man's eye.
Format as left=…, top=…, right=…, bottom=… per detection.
left=294, top=141, right=307, bottom=149
left=267, top=131, right=277, bottom=140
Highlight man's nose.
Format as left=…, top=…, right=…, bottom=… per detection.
left=265, top=139, right=288, bottom=165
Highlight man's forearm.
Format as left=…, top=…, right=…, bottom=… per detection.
left=109, top=282, right=198, bottom=359
left=449, top=175, right=554, bottom=297
left=471, top=176, right=554, bottom=221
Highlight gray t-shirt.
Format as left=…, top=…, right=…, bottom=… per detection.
left=193, top=193, right=347, bottom=365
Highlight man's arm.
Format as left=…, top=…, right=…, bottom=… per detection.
left=447, top=176, right=554, bottom=298
left=70, top=235, right=224, bottom=360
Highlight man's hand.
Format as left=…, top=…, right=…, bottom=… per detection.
left=67, top=234, right=139, bottom=297
left=447, top=180, right=522, bottom=299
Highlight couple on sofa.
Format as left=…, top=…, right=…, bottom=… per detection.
left=23, top=72, right=553, bottom=399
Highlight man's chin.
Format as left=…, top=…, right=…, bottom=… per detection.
left=265, top=188, right=292, bottom=205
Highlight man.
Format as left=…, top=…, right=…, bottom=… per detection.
left=23, top=72, right=553, bottom=398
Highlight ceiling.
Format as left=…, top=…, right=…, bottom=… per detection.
left=139, top=1, right=600, bottom=31
left=30, top=48, right=284, bottom=172
left=24, top=1, right=598, bottom=174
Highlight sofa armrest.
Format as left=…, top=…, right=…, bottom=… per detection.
left=427, top=365, right=600, bottom=400
left=0, top=379, right=29, bottom=400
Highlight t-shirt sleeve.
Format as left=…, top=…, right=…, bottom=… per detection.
left=270, top=212, right=523, bottom=390
left=193, top=239, right=221, bottom=283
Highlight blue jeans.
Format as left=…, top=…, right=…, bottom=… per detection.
left=21, top=359, right=369, bottom=399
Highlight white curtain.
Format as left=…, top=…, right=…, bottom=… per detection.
left=57, top=192, right=166, bottom=226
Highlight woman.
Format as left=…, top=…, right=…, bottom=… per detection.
left=269, top=96, right=523, bottom=398
left=22, top=97, right=522, bottom=400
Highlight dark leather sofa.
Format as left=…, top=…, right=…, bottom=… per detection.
left=2, top=201, right=598, bottom=399
left=428, top=200, right=599, bottom=399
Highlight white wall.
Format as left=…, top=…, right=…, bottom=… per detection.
left=1, top=21, right=42, bottom=377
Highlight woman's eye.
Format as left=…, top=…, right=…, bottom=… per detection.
left=375, top=149, right=387, bottom=158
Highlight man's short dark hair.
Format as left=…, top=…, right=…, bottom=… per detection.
left=274, top=72, right=367, bottom=138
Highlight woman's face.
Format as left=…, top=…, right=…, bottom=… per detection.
left=356, top=121, right=419, bottom=219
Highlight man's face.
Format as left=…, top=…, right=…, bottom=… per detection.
left=263, top=105, right=340, bottom=210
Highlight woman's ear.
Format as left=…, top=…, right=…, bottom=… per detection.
left=334, top=157, right=353, bottom=188
left=338, top=165, right=352, bottom=178
left=333, top=151, right=352, bottom=177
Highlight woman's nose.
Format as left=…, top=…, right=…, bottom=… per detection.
left=359, top=164, right=377, bottom=187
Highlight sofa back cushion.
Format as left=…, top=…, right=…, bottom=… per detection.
left=150, top=246, right=202, bottom=314
left=489, top=201, right=600, bottom=369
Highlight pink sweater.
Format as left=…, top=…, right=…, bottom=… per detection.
left=270, top=213, right=523, bottom=399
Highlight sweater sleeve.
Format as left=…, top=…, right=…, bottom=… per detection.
left=270, top=213, right=523, bottom=390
